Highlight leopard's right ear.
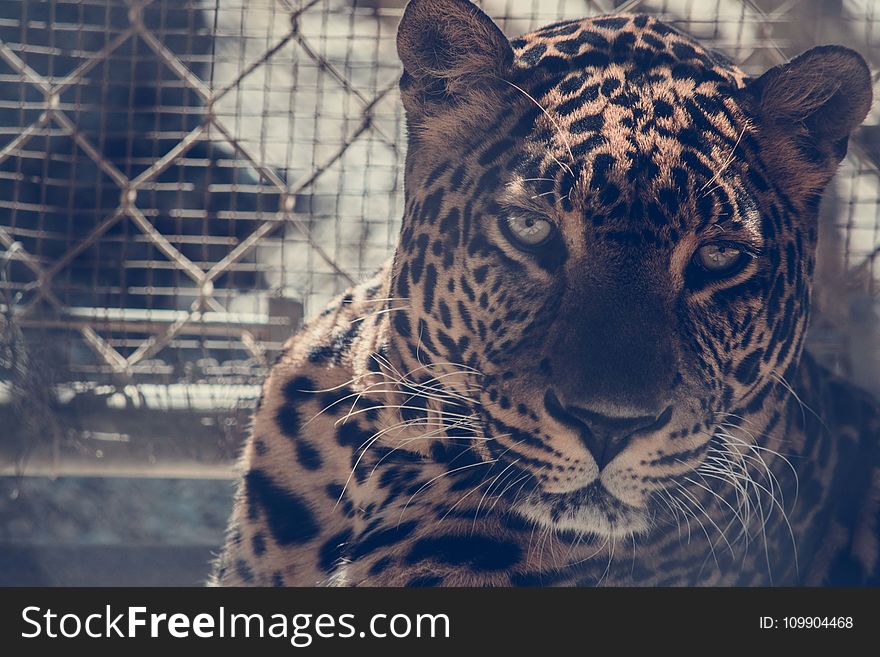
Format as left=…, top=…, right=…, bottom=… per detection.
left=741, top=46, right=873, bottom=199
left=397, top=0, right=513, bottom=123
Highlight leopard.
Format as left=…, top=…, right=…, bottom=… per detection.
left=212, top=0, right=880, bottom=586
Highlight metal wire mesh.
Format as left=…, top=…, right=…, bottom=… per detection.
left=0, top=0, right=878, bottom=476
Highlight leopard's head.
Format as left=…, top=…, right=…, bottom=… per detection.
left=387, top=0, right=872, bottom=538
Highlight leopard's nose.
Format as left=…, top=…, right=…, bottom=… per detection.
left=544, top=391, right=672, bottom=468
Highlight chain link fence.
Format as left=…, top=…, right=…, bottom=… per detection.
left=0, top=0, right=878, bottom=479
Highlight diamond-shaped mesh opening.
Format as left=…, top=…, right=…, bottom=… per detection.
left=0, top=128, right=123, bottom=304
left=197, top=0, right=296, bottom=87
left=132, top=133, right=282, bottom=303
left=246, top=132, right=402, bottom=315
left=57, top=33, right=206, bottom=180
left=55, top=222, right=201, bottom=313
left=212, top=36, right=357, bottom=177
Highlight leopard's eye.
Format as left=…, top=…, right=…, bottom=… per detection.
left=504, top=214, right=554, bottom=249
left=694, top=243, right=746, bottom=274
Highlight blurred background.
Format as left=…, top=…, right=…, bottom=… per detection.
left=0, top=0, right=878, bottom=585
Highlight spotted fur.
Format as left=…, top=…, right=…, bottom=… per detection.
left=213, top=0, right=880, bottom=586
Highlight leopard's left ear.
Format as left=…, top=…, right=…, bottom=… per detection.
left=742, top=46, right=873, bottom=197
left=397, top=0, right=513, bottom=125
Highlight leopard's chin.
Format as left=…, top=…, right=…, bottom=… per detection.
left=514, top=481, right=650, bottom=539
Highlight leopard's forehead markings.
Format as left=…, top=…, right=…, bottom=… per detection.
left=504, top=14, right=754, bottom=235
